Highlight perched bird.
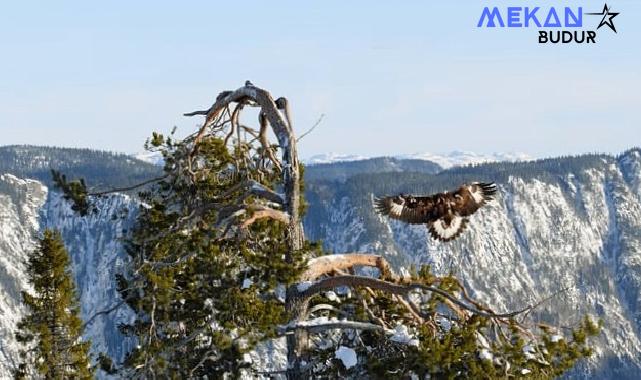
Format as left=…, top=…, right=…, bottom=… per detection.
left=374, top=182, right=497, bottom=242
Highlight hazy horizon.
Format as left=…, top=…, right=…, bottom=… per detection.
left=1, top=1, right=639, bottom=160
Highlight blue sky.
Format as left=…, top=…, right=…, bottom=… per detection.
left=0, top=1, right=639, bottom=159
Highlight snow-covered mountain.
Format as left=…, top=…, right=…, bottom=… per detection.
left=0, top=174, right=136, bottom=378
left=304, top=148, right=641, bottom=379
left=397, top=150, right=532, bottom=169
left=42, top=192, right=137, bottom=364
left=133, top=151, right=164, bottom=166
left=303, top=150, right=532, bottom=169
left=304, top=153, right=370, bottom=165
left=1, top=147, right=641, bottom=378
left=0, top=174, right=47, bottom=377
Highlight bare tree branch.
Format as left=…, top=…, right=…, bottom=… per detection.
left=241, top=180, right=285, bottom=205
left=184, top=84, right=293, bottom=158
left=298, top=275, right=536, bottom=319
left=302, top=254, right=393, bottom=282
left=241, top=208, right=290, bottom=228
left=82, top=300, right=126, bottom=330
left=88, top=175, right=169, bottom=197
left=361, top=298, right=389, bottom=329
left=258, top=111, right=282, bottom=172
left=297, top=113, right=325, bottom=142
left=397, top=295, right=424, bottom=323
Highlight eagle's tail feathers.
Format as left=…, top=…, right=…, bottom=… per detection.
left=427, top=217, right=469, bottom=242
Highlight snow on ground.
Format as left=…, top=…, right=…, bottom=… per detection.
left=242, top=278, right=254, bottom=289
left=335, top=346, right=357, bottom=369
left=0, top=174, right=47, bottom=378
left=389, top=324, right=419, bottom=346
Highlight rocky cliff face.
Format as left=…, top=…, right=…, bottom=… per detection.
left=304, top=149, right=641, bottom=379
left=0, top=174, right=47, bottom=377
left=41, top=192, right=137, bottom=365
left=2, top=148, right=641, bottom=378
left=0, top=173, right=135, bottom=378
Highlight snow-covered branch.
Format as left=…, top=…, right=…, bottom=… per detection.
left=278, top=320, right=389, bottom=336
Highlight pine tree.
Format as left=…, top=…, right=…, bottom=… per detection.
left=14, top=229, right=93, bottom=380
left=111, top=132, right=313, bottom=378
left=54, top=82, right=599, bottom=379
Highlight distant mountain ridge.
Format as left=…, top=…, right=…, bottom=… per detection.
left=0, top=145, right=161, bottom=188
left=304, top=157, right=442, bottom=182
left=133, top=149, right=532, bottom=177
left=303, top=150, right=532, bottom=169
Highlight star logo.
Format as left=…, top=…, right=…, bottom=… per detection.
left=586, top=3, right=620, bottom=33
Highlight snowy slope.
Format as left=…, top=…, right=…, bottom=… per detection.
left=0, top=174, right=136, bottom=378
left=0, top=174, right=47, bottom=377
left=42, top=192, right=137, bottom=364
left=304, top=153, right=370, bottom=165
left=1, top=148, right=640, bottom=379
left=133, top=151, right=164, bottom=166
left=304, top=149, right=641, bottom=379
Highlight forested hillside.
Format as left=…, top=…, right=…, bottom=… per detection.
left=304, top=156, right=441, bottom=182
left=303, top=148, right=641, bottom=379
left=0, top=145, right=161, bottom=189
left=3, top=145, right=637, bottom=378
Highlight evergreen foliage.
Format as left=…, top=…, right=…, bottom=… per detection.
left=50, top=85, right=603, bottom=379
left=14, top=230, right=93, bottom=380
left=115, top=134, right=316, bottom=377
left=304, top=157, right=441, bottom=182
left=51, top=169, right=91, bottom=216
left=109, top=133, right=600, bottom=378
left=303, top=267, right=601, bottom=379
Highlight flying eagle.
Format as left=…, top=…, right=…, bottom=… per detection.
left=374, top=182, right=497, bottom=242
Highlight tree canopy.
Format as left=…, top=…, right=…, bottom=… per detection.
left=15, top=230, right=93, bottom=380
left=53, top=82, right=600, bottom=379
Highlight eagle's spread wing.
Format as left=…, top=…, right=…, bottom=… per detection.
left=374, top=182, right=497, bottom=242
left=453, top=182, right=497, bottom=216
left=373, top=195, right=435, bottom=224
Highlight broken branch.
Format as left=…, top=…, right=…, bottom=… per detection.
left=302, top=254, right=393, bottom=282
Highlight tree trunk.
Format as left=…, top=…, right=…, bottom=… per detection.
left=186, top=84, right=309, bottom=377
left=272, top=97, right=309, bottom=379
